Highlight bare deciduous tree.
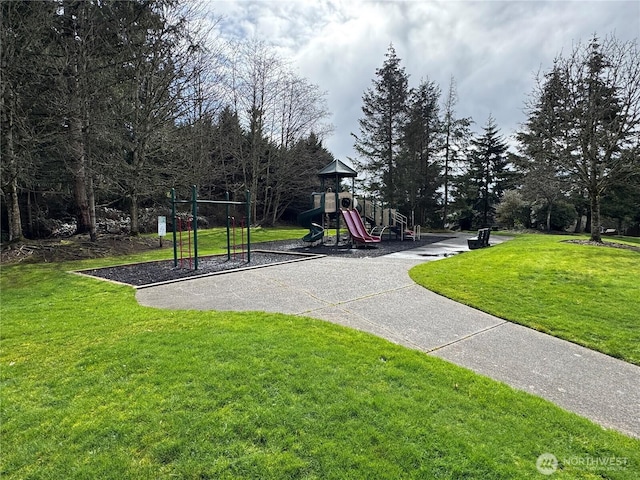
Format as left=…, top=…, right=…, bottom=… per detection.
left=222, top=39, right=331, bottom=224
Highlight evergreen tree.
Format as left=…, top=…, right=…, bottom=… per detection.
left=441, top=76, right=473, bottom=228
left=457, top=116, right=510, bottom=228
left=211, top=106, right=247, bottom=196
left=521, top=34, right=640, bottom=241
left=516, top=66, right=572, bottom=231
left=565, top=36, right=638, bottom=241
left=0, top=1, right=56, bottom=240
left=353, top=44, right=409, bottom=206
left=110, top=0, right=206, bottom=234
left=598, top=142, right=640, bottom=234
left=401, top=78, right=443, bottom=225
left=270, top=133, right=334, bottom=224
left=56, top=0, right=118, bottom=240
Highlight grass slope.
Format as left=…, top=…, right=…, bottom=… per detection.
left=1, top=231, right=639, bottom=478
left=410, top=234, right=640, bottom=365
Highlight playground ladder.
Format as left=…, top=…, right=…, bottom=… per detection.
left=390, top=211, right=415, bottom=241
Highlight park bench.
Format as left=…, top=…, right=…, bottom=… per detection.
left=467, top=228, right=491, bottom=250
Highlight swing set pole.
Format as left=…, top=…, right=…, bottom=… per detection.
left=225, top=191, right=231, bottom=261
left=170, top=185, right=250, bottom=269
left=192, top=185, right=199, bottom=270
left=246, top=190, right=251, bottom=262
left=171, top=188, right=177, bottom=268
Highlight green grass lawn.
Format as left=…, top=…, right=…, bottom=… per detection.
left=410, top=234, right=640, bottom=365
left=1, top=229, right=639, bottom=478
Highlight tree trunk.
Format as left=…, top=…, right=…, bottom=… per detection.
left=128, top=141, right=141, bottom=236
left=270, top=190, right=281, bottom=226
left=482, top=155, right=490, bottom=227
left=64, top=1, right=92, bottom=236
left=88, top=166, right=97, bottom=241
left=130, top=189, right=139, bottom=235
left=443, top=130, right=450, bottom=228
left=573, top=210, right=583, bottom=233
left=70, top=118, right=91, bottom=235
left=387, top=122, right=394, bottom=206
left=2, top=94, right=23, bottom=241
left=84, top=100, right=97, bottom=241
left=27, top=190, right=37, bottom=238
left=590, top=192, right=602, bottom=242
left=546, top=203, right=552, bottom=232
left=6, top=176, right=23, bottom=242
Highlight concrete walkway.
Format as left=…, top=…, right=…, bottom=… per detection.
left=136, top=234, right=640, bottom=438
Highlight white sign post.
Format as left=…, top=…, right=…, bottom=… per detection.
left=158, top=216, right=167, bottom=246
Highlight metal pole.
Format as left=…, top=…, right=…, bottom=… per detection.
left=241, top=218, right=245, bottom=261
left=171, top=189, right=178, bottom=267
left=232, top=217, right=236, bottom=259
left=321, top=177, right=325, bottom=234
left=178, top=218, right=183, bottom=268
left=246, top=190, right=251, bottom=262
left=188, top=218, right=192, bottom=269
left=225, top=192, right=231, bottom=261
left=192, top=185, right=198, bottom=270
left=335, top=176, right=339, bottom=247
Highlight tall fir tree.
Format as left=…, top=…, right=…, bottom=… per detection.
left=516, top=66, right=572, bottom=231
left=520, top=35, right=640, bottom=240
left=0, top=1, right=57, bottom=240
left=401, top=78, right=443, bottom=225
left=441, top=76, right=473, bottom=228
left=563, top=36, right=637, bottom=241
left=353, top=44, right=409, bottom=206
left=457, top=115, right=510, bottom=228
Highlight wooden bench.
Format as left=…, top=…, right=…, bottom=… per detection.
left=467, top=228, right=491, bottom=250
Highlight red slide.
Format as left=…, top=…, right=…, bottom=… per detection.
left=340, top=209, right=381, bottom=245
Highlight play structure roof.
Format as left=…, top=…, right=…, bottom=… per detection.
left=318, top=159, right=358, bottom=178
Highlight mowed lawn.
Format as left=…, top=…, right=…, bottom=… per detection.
left=1, top=230, right=639, bottom=479
left=410, top=234, right=640, bottom=366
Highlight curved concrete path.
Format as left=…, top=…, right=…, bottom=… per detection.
left=136, top=234, right=640, bottom=438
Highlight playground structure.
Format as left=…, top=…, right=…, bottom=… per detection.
left=298, top=160, right=419, bottom=247
left=340, top=208, right=381, bottom=246
left=298, top=190, right=356, bottom=243
left=297, top=159, right=358, bottom=246
left=363, top=199, right=418, bottom=242
left=171, top=186, right=251, bottom=270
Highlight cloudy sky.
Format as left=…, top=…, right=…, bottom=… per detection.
left=206, top=0, right=639, bottom=161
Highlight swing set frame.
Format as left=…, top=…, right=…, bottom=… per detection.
left=170, top=185, right=252, bottom=270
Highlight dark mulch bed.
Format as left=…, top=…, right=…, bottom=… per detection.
left=78, top=236, right=452, bottom=288
left=564, top=239, right=640, bottom=253
left=259, top=236, right=453, bottom=257
left=77, top=250, right=314, bottom=287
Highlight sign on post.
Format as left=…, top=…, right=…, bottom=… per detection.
left=158, top=216, right=166, bottom=246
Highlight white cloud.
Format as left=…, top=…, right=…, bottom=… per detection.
left=206, top=0, right=640, bottom=159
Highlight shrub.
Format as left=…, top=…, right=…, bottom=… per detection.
left=496, top=190, right=530, bottom=229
